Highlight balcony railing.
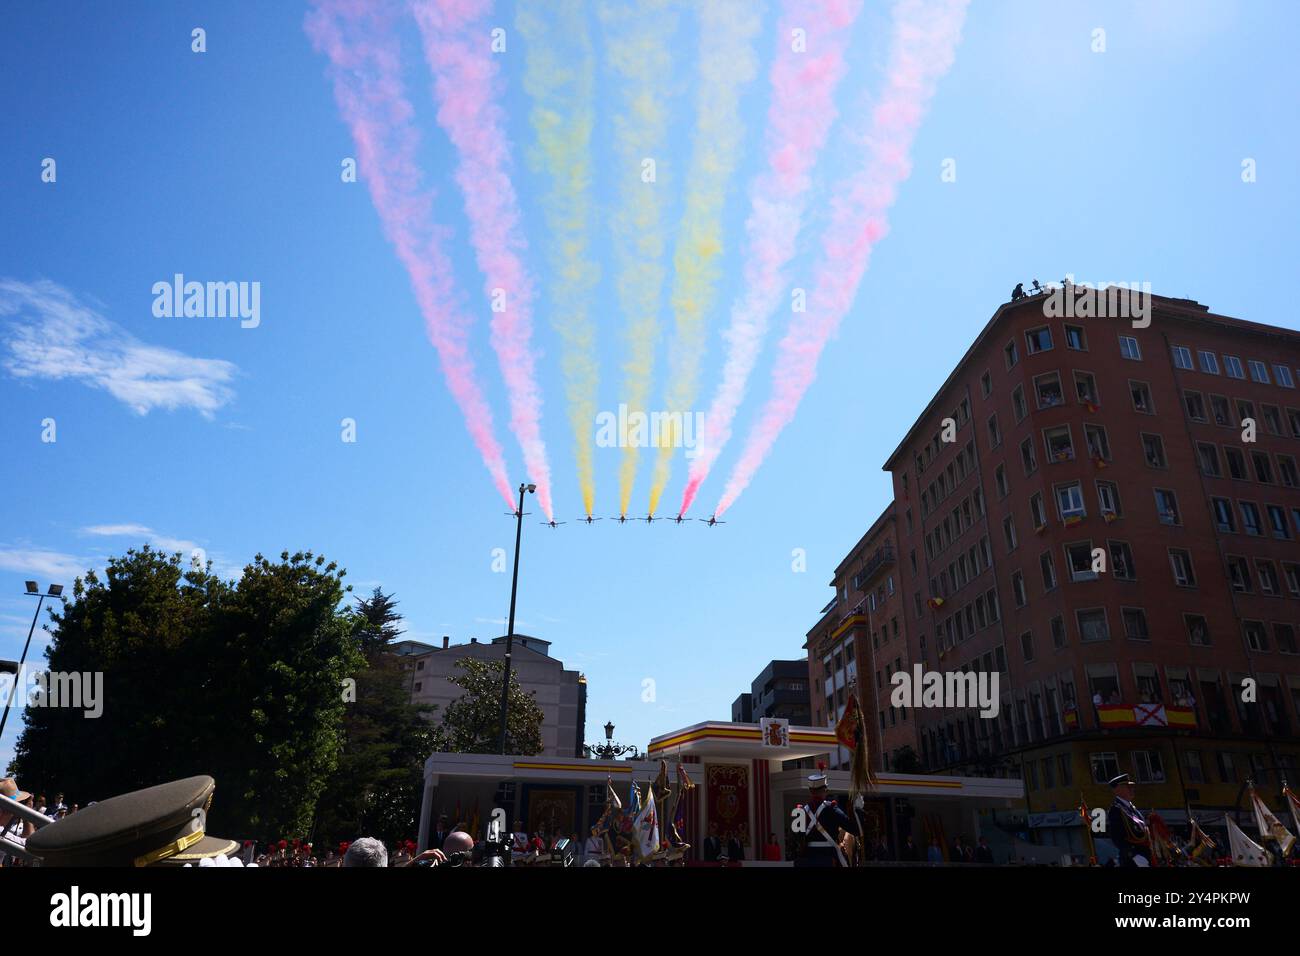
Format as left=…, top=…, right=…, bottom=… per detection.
left=853, top=545, right=896, bottom=590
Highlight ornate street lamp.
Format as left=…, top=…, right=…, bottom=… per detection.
left=585, top=720, right=640, bottom=760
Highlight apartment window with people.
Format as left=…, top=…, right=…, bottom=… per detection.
left=1210, top=394, right=1232, bottom=426
left=1109, top=540, right=1136, bottom=581
left=1169, top=549, right=1196, bottom=588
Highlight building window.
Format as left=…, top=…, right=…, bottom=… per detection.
left=1171, top=345, right=1193, bottom=369
left=1142, top=434, right=1167, bottom=468
left=1051, top=616, right=1067, bottom=649
left=1132, top=750, right=1166, bottom=783
left=1084, top=424, right=1111, bottom=461
left=1119, top=335, right=1141, bottom=361
left=1096, top=480, right=1122, bottom=517
left=1040, top=550, right=1058, bottom=590
left=995, top=464, right=1008, bottom=498
left=1276, top=365, right=1295, bottom=388
left=1240, top=501, right=1263, bottom=536
left=1058, top=753, right=1074, bottom=786
left=1012, top=571, right=1027, bottom=608
left=1169, top=549, right=1196, bottom=587
left=1198, top=443, right=1222, bottom=477
left=1185, top=614, right=1210, bottom=646
left=1130, top=380, right=1154, bottom=414
left=1034, top=372, right=1064, bottom=409
left=1225, top=447, right=1248, bottom=480
left=1268, top=504, right=1290, bottom=538
left=1256, top=560, right=1280, bottom=595
left=1154, top=488, right=1180, bottom=525
left=1211, top=497, right=1235, bottom=532
left=1184, top=750, right=1206, bottom=785
left=1244, top=620, right=1269, bottom=652
left=1184, top=390, right=1207, bottom=422
left=1121, top=607, right=1149, bottom=640
left=1056, top=481, right=1085, bottom=520
left=1074, top=371, right=1098, bottom=405
left=1066, top=541, right=1097, bottom=582
left=414, top=681, right=422, bottom=692
left=987, top=414, right=1001, bottom=449
left=1224, top=355, right=1245, bottom=379
left=1003, top=515, right=1018, bottom=551
left=1252, top=453, right=1274, bottom=484
left=1025, top=326, right=1053, bottom=354
left=1227, top=555, right=1252, bottom=593
left=1044, top=425, right=1074, bottom=462
left=981, top=370, right=992, bottom=396
left=1248, top=359, right=1270, bottom=384
left=1004, top=340, right=1019, bottom=369
left=1091, top=752, right=1121, bottom=784
left=1274, top=623, right=1297, bottom=654
left=1109, top=540, right=1136, bottom=581
left=1197, top=350, right=1219, bottom=374
left=1020, top=437, right=1037, bottom=475
left=1218, top=752, right=1238, bottom=783
left=1262, top=405, right=1284, bottom=435
left=1210, top=394, right=1233, bottom=426
left=1030, top=493, right=1047, bottom=529
left=1020, top=631, right=1034, bottom=662
left=1012, top=385, right=1027, bottom=421
left=1076, top=608, right=1109, bottom=642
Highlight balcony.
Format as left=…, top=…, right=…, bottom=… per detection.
left=853, top=545, right=896, bottom=589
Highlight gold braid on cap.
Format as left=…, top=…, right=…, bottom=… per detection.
left=133, top=827, right=206, bottom=867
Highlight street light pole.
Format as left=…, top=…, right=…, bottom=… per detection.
left=498, top=483, right=534, bottom=755
left=1, top=583, right=62, bottom=747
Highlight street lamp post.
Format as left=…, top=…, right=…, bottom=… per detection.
left=584, top=721, right=641, bottom=761
left=0, top=582, right=63, bottom=747
left=498, top=483, right=535, bottom=755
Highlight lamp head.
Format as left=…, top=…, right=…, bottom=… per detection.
left=25, top=581, right=38, bottom=594
left=526, top=484, right=537, bottom=494
left=47, top=584, right=63, bottom=597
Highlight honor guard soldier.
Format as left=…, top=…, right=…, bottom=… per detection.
left=26, top=775, right=240, bottom=866
left=1106, top=773, right=1151, bottom=867
left=795, top=771, right=860, bottom=867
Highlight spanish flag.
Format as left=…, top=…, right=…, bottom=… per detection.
left=927, top=596, right=945, bottom=609
left=834, top=689, right=873, bottom=796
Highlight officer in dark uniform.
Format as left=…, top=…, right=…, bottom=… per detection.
left=795, top=771, right=860, bottom=867
left=26, top=775, right=240, bottom=866
left=1106, top=773, right=1151, bottom=867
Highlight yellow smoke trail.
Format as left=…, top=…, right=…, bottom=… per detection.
left=599, top=0, right=678, bottom=517
left=517, top=0, right=600, bottom=517
left=646, top=0, right=761, bottom=517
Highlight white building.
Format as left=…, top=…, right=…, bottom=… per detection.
left=401, top=634, right=586, bottom=758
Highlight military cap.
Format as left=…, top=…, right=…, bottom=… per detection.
left=27, top=775, right=238, bottom=867
left=1108, top=773, right=1134, bottom=789
left=806, top=771, right=829, bottom=789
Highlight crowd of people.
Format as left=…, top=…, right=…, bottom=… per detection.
left=0, top=777, right=84, bottom=867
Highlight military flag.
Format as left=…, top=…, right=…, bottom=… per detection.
left=1249, top=783, right=1295, bottom=855
left=1226, top=816, right=1269, bottom=866
left=1187, top=816, right=1218, bottom=866
left=632, top=781, right=659, bottom=858
left=834, top=685, right=874, bottom=796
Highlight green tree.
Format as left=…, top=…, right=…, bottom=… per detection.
left=10, top=546, right=362, bottom=841
left=312, top=588, right=436, bottom=848
left=431, top=658, right=544, bottom=756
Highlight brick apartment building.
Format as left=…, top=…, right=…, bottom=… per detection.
left=806, top=503, right=921, bottom=772
left=812, top=286, right=1300, bottom=853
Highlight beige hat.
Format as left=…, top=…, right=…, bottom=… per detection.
left=0, top=777, right=33, bottom=804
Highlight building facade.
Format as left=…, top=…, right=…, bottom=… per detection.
left=807, top=288, right=1300, bottom=856
left=402, top=634, right=587, bottom=758
left=805, top=504, right=921, bottom=772
left=880, top=288, right=1300, bottom=853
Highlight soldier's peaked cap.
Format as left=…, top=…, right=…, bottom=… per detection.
left=806, top=771, right=829, bottom=789
left=1108, top=773, right=1134, bottom=788
left=27, top=775, right=238, bottom=867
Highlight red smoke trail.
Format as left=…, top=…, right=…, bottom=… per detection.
left=306, top=0, right=514, bottom=511
left=413, top=0, right=553, bottom=521
left=714, top=0, right=969, bottom=517
left=679, top=0, right=864, bottom=517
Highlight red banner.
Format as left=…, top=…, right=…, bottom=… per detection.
left=706, top=765, right=750, bottom=848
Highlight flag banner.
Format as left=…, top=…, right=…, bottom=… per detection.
left=1250, top=788, right=1295, bottom=855
left=1227, top=817, right=1269, bottom=866
left=706, top=764, right=749, bottom=851
left=1286, top=787, right=1300, bottom=838
left=632, top=782, right=659, bottom=858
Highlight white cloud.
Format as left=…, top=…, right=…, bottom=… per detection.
left=0, top=277, right=237, bottom=417
left=82, top=524, right=199, bottom=556
left=0, top=547, right=90, bottom=583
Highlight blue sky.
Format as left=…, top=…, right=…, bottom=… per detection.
left=2, top=0, right=1298, bottom=771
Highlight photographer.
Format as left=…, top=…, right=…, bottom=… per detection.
left=407, top=829, right=474, bottom=868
